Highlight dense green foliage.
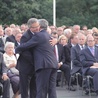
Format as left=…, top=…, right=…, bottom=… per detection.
left=0, top=0, right=98, bottom=28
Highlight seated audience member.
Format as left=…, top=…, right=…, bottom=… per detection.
left=49, top=25, right=57, bottom=33
left=4, top=27, right=12, bottom=43
left=15, top=32, right=22, bottom=47
left=92, top=27, right=98, bottom=33
left=59, top=35, right=68, bottom=46
left=63, top=34, right=78, bottom=90
left=52, top=34, right=74, bottom=90
left=72, top=25, right=80, bottom=34
left=71, top=33, right=86, bottom=87
left=92, top=32, right=98, bottom=47
left=0, top=27, right=5, bottom=53
left=6, top=28, right=21, bottom=44
left=82, top=25, right=88, bottom=32
left=0, top=52, right=10, bottom=98
left=63, top=29, right=72, bottom=40
left=57, top=27, right=64, bottom=36
left=80, top=35, right=98, bottom=96
left=3, top=42, right=20, bottom=98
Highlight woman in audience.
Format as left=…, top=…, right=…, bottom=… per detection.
left=3, top=42, right=20, bottom=98
left=58, top=35, right=68, bottom=46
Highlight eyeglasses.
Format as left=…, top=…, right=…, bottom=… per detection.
left=30, top=25, right=40, bottom=29
left=87, top=40, right=95, bottom=42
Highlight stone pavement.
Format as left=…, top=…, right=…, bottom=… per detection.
left=56, top=86, right=97, bottom=98
left=10, top=85, right=98, bottom=98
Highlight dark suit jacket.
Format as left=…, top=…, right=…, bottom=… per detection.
left=6, top=35, right=20, bottom=47
left=6, top=35, right=16, bottom=43
left=16, top=29, right=34, bottom=74
left=16, top=30, right=58, bottom=71
left=0, top=52, right=8, bottom=76
left=0, top=38, right=4, bottom=53
left=63, top=43, right=72, bottom=66
left=80, top=46, right=98, bottom=75
left=54, top=43, right=65, bottom=63
left=71, top=44, right=83, bottom=74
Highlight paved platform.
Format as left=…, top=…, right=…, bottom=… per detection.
left=56, top=86, right=97, bottom=98
left=10, top=85, right=98, bottom=98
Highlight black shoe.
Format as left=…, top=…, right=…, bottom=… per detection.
left=56, top=83, right=60, bottom=87
left=68, top=86, right=76, bottom=91
left=84, top=89, right=89, bottom=95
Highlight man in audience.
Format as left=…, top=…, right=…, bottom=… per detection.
left=80, top=35, right=98, bottom=96
left=63, top=33, right=78, bottom=90
left=0, top=28, right=5, bottom=53
left=93, top=32, right=98, bottom=47
left=57, top=27, right=64, bottom=36
left=15, top=32, right=22, bottom=47
left=0, top=52, right=10, bottom=98
left=71, top=33, right=86, bottom=87
left=72, top=25, right=80, bottom=34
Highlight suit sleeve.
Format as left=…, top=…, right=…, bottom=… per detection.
left=80, top=50, right=93, bottom=67
left=71, top=47, right=82, bottom=67
left=1, top=53, right=8, bottom=74
left=15, top=35, right=38, bottom=53
left=64, top=46, right=71, bottom=64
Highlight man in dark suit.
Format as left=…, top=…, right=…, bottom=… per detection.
left=93, top=32, right=98, bottom=47
left=63, top=33, right=78, bottom=89
left=71, top=33, right=86, bottom=87
left=16, top=18, right=40, bottom=98
left=0, top=28, right=5, bottom=53
left=80, top=35, right=98, bottom=95
left=6, top=28, right=16, bottom=43
left=53, top=42, right=71, bottom=88
left=64, top=33, right=78, bottom=66
left=0, top=52, right=10, bottom=98
left=16, top=19, right=58, bottom=98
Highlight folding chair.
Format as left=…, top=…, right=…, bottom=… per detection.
left=82, top=75, right=93, bottom=96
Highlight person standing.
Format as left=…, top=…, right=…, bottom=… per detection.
left=16, top=18, right=40, bottom=98
left=16, top=19, right=58, bottom=98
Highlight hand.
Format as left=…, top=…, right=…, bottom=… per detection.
left=9, top=63, right=16, bottom=68
left=49, top=38, right=57, bottom=46
left=90, top=66, right=97, bottom=68
left=2, top=74, right=9, bottom=81
left=58, top=63, right=62, bottom=68
left=93, top=63, right=98, bottom=68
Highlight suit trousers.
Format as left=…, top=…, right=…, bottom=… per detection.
left=86, top=68, right=98, bottom=91
left=7, top=72, right=20, bottom=94
left=0, top=77, right=10, bottom=98
left=59, top=64, right=70, bottom=85
left=36, top=68, right=57, bottom=98
left=19, top=72, right=36, bottom=98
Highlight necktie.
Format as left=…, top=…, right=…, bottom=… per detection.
left=0, top=38, right=4, bottom=47
left=90, top=48, right=94, bottom=56
left=54, top=45, right=59, bottom=62
left=81, top=45, right=83, bottom=50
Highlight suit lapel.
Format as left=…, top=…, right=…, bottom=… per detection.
left=94, top=47, right=98, bottom=61
left=86, top=47, right=94, bottom=57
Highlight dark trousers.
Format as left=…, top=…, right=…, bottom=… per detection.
left=36, top=69, right=57, bottom=98
left=0, top=76, right=10, bottom=98
left=59, top=64, right=70, bottom=85
left=7, top=72, right=20, bottom=94
left=86, top=68, right=98, bottom=91
left=19, top=72, right=36, bottom=98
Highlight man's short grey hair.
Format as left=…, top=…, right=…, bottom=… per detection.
left=27, top=18, right=38, bottom=28
left=64, top=29, right=72, bottom=35
left=38, top=19, right=49, bottom=30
